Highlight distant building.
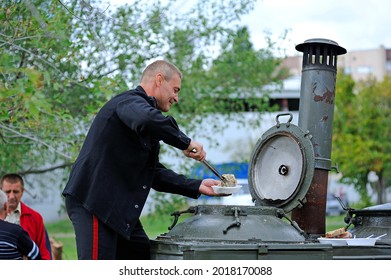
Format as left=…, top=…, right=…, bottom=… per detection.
left=282, top=45, right=391, bottom=82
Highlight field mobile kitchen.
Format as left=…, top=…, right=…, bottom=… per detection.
left=150, top=38, right=391, bottom=260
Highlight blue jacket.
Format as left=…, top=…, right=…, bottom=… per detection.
left=62, top=86, right=201, bottom=239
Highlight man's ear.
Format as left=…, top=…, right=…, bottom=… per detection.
left=156, top=73, right=164, bottom=86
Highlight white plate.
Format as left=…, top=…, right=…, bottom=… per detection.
left=346, top=238, right=377, bottom=246
left=317, top=238, right=350, bottom=246
left=212, top=185, right=242, bottom=195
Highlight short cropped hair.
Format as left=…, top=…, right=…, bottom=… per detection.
left=141, top=60, right=182, bottom=82
left=0, top=173, right=25, bottom=190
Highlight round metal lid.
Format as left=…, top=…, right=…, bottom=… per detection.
left=248, top=113, right=315, bottom=212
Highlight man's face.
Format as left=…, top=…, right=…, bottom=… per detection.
left=156, top=73, right=181, bottom=112
left=1, top=181, right=24, bottom=211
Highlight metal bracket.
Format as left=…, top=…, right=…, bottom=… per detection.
left=168, top=206, right=197, bottom=230
left=223, top=207, right=243, bottom=234
left=277, top=209, right=309, bottom=238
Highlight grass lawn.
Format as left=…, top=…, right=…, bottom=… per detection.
left=46, top=213, right=347, bottom=260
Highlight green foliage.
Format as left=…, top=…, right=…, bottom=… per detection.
left=1, top=0, right=290, bottom=223
left=332, top=73, right=391, bottom=205
left=1, top=0, right=95, bottom=175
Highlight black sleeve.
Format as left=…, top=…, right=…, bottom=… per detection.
left=17, top=229, right=42, bottom=260
left=116, top=96, right=191, bottom=150
left=152, top=161, right=202, bottom=199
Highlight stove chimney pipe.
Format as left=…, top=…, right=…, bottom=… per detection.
left=291, top=38, right=346, bottom=235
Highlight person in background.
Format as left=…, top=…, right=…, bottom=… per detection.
left=0, top=173, right=52, bottom=260
left=63, top=59, right=223, bottom=260
left=0, top=190, right=41, bottom=260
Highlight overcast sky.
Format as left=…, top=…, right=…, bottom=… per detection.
left=242, top=0, right=391, bottom=55
left=108, top=0, right=391, bottom=55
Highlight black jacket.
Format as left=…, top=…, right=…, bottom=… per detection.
left=62, top=86, right=201, bottom=239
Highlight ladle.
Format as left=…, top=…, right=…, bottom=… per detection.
left=190, top=148, right=229, bottom=185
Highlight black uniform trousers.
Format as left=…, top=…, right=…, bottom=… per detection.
left=65, top=195, right=150, bottom=260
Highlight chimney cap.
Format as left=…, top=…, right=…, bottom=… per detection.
left=296, top=38, right=347, bottom=55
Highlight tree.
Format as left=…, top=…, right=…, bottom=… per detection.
left=332, top=73, right=391, bottom=206
left=165, top=26, right=288, bottom=158
left=1, top=0, right=287, bottom=191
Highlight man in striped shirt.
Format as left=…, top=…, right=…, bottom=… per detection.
left=0, top=190, right=41, bottom=260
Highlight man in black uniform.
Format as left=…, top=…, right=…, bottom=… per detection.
left=0, top=190, right=41, bottom=260
left=63, top=60, right=221, bottom=259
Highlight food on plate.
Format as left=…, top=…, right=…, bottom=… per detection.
left=325, top=227, right=345, bottom=238
left=337, top=231, right=353, bottom=238
left=325, top=227, right=352, bottom=238
left=221, top=174, right=237, bottom=187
